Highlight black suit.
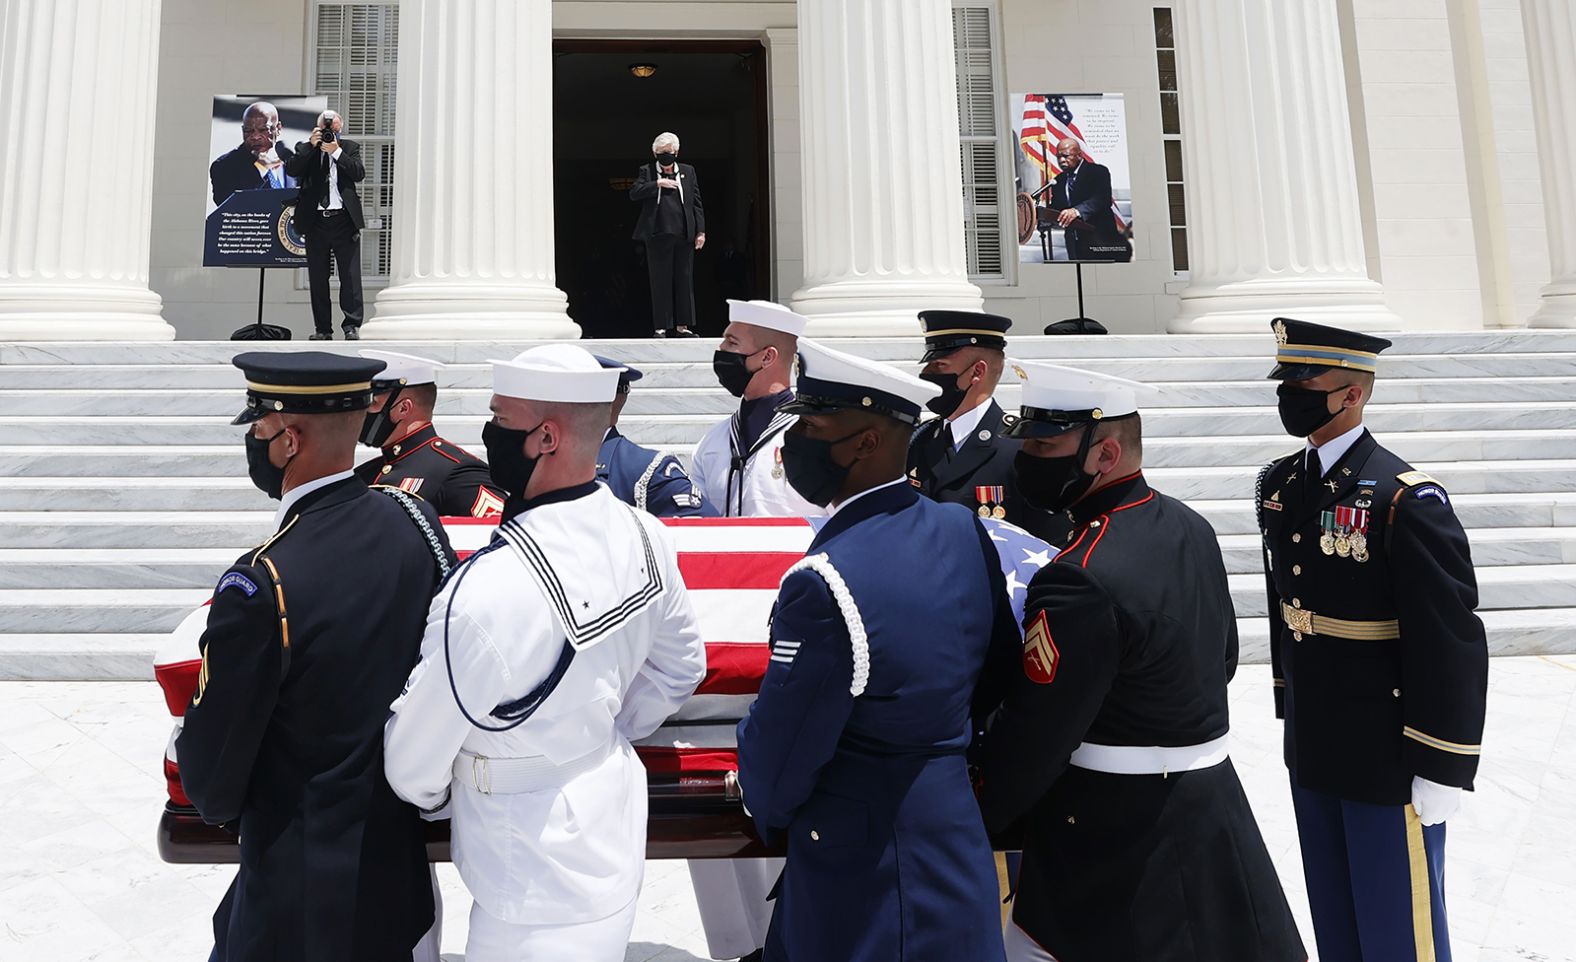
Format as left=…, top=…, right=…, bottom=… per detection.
left=209, top=142, right=297, bottom=207
left=907, top=400, right=1071, bottom=545
left=177, top=478, right=455, bottom=961
left=287, top=138, right=367, bottom=334
left=1049, top=160, right=1126, bottom=261
left=630, top=161, right=705, bottom=332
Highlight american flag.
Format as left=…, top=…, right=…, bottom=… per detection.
left=1019, top=94, right=1052, bottom=181
left=154, top=516, right=1056, bottom=802
left=1040, top=94, right=1128, bottom=233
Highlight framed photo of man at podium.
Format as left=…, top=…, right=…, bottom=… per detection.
left=1011, top=92, right=1135, bottom=265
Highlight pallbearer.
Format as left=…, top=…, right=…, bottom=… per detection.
left=594, top=355, right=713, bottom=516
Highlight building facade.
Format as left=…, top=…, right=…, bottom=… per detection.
left=1, top=0, right=1573, bottom=340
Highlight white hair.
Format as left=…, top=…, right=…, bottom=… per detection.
left=652, top=132, right=680, bottom=153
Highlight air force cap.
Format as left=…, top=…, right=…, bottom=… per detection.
left=1005, top=360, right=1153, bottom=439
left=1267, top=317, right=1393, bottom=380
left=727, top=299, right=807, bottom=338
left=778, top=338, right=941, bottom=426
left=919, top=310, right=1011, bottom=362
left=358, top=349, right=444, bottom=390
left=491, top=344, right=620, bottom=403
left=231, top=351, right=385, bottom=425
left=594, top=354, right=644, bottom=394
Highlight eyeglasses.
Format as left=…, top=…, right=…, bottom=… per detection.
left=241, top=124, right=279, bottom=135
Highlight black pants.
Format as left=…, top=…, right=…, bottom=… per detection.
left=306, top=211, right=363, bottom=333
left=644, top=233, right=695, bottom=332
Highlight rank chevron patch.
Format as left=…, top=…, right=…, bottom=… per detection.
left=1022, top=608, right=1060, bottom=685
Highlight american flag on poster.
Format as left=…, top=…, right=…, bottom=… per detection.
left=1041, top=94, right=1128, bottom=233
left=153, top=516, right=1055, bottom=803
left=1019, top=94, right=1052, bottom=179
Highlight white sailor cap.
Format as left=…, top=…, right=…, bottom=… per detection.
left=1004, top=360, right=1153, bottom=439
left=490, top=344, right=620, bottom=403
left=726, top=298, right=807, bottom=338
left=779, top=338, right=941, bottom=426
left=359, top=349, right=445, bottom=390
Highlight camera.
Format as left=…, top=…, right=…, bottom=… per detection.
left=320, top=125, right=336, bottom=144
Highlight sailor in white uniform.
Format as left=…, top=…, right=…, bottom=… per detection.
left=691, top=299, right=824, bottom=519
left=383, top=344, right=707, bottom=962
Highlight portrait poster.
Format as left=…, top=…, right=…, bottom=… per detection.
left=202, top=94, right=327, bottom=268
left=1010, top=93, right=1135, bottom=264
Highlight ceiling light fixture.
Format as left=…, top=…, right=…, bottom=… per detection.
left=629, top=63, right=657, bottom=79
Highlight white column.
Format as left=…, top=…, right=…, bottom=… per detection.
left=1168, top=0, right=1401, bottom=333
left=365, top=0, right=577, bottom=340
left=790, top=0, right=983, bottom=336
left=1520, top=0, right=1576, bottom=328
left=0, top=0, right=174, bottom=341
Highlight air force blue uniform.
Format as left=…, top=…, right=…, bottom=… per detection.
left=737, top=483, right=1014, bottom=962
left=597, top=426, right=713, bottom=517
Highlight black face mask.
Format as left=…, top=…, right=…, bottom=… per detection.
left=919, top=370, right=970, bottom=419
left=713, top=348, right=764, bottom=398
left=1012, top=426, right=1100, bottom=513
left=655, top=152, right=677, bottom=165
left=359, top=388, right=403, bottom=448
left=781, top=428, right=864, bottom=508
left=482, top=419, right=543, bottom=499
left=245, top=428, right=290, bottom=501
left=1277, top=383, right=1351, bottom=439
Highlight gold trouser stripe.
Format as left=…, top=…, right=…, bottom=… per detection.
left=246, top=379, right=372, bottom=395
left=1405, top=805, right=1437, bottom=962
left=1280, top=602, right=1400, bottom=640
left=1403, top=726, right=1481, bottom=756
left=995, top=851, right=1013, bottom=929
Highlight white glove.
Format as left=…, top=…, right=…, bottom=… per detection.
left=1410, top=776, right=1461, bottom=826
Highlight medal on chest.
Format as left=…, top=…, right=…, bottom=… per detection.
left=772, top=446, right=784, bottom=480
left=976, top=485, right=1006, bottom=519
left=1320, top=506, right=1371, bottom=562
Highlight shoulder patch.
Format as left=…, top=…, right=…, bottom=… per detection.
left=1413, top=485, right=1449, bottom=505
left=217, top=571, right=259, bottom=598
left=1397, top=470, right=1440, bottom=487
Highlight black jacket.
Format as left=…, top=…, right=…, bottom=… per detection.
left=209, top=141, right=297, bottom=206
left=1050, top=160, right=1126, bottom=260
left=286, top=137, right=366, bottom=232
left=630, top=161, right=705, bottom=240
left=177, top=478, right=454, bottom=962
left=979, top=473, right=1303, bottom=961
left=1259, top=429, right=1488, bottom=805
left=354, top=424, right=504, bottom=518
left=907, top=401, right=1070, bottom=545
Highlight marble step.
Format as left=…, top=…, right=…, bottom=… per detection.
left=1, top=459, right=1568, bottom=516
left=9, top=375, right=1575, bottom=418
left=5, top=330, right=1576, bottom=366
left=5, top=525, right=1567, bottom=591
left=3, top=564, right=1570, bottom=636
left=1192, top=492, right=1576, bottom=534
left=7, top=604, right=1570, bottom=680
left=7, top=400, right=1576, bottom=447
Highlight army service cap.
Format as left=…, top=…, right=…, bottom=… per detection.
left=1267, top=317, right=1393, bottom=380
left=919, top=310, right=1011, bottom=362
left=231, top=351, right=386, bottom=425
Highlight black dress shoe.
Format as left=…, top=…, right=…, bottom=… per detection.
left=674, top=327, right=699, bottom=338
left=342, top=326, right=361, bottom=341
left=309, top=332, right=333, bottom=341
left=653, top=330, right=670, bottom=339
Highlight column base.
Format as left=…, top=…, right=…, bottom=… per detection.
left=365, top=281, right=581, bottom=340
left=1167, top=279, right=1404, bottom=334
left=790, top=277, right=984, bottom=336
left=1528, top=282, right=1576, bottom=328
left=0, top=284, right=173, bottom=341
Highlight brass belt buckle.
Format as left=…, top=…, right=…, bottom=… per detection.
left=1284, top=605, right=1314, bottom=635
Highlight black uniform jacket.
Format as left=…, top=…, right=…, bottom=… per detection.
left=979, top=472, right=1303, bottom=961
left=176, top=477, right=457, bottom=962
left=1259, top=428, right=1488, bottom=805
left=907, top=400, right=1070, bottom=545
left=354, top=423, right=504, bottom=518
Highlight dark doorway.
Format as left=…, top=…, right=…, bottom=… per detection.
left=553, top=40, right=771, bottom=338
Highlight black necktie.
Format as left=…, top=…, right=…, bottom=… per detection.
left=1302, top=449, right=1318, bottom=500
left=941, top=422, right=956, bottom=459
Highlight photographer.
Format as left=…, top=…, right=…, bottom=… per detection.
left=287, top=109, right=367, bottom=341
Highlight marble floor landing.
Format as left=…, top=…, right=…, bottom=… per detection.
left=0, top=660, right=1572, bottom=961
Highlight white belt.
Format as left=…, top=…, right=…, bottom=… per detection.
left=1068, top=734, right=1230, bottom=776
left=454, top=742, right=614, bottom=795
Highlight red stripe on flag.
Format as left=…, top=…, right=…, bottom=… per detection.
left=637, top=746, right=740, bottom=775
left=678, top=552, right=800, bottom=590
left=156, top=659, right=201, bottom=717
left=699, top=642, right=770, bottom=695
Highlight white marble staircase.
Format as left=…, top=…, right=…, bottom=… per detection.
left=1, top=331, right=1573, bottom=679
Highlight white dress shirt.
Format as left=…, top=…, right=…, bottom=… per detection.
left=1306, top=422, right=1365, bottom=478
left=945, top=398, right=992, bottom=452
left=273, top=469, right=354, bottom=529
left=830, top=477, right=907, bottom=517
left=322, top=145, right=345, bottom=211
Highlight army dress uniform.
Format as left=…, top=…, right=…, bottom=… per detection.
left=736, top=339, right=1016, bottom=962
left=979, top=362, right=1304, bottom=962
left=178, top=354, right=457, bottom=962
left=1260, top=319, right=1488, bottom=962
left=355, top=423, right=503, bottom=518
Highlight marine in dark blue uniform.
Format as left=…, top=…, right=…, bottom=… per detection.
left=736, top=338, right=1014, bottom=962
left=353, top=349, right=504, bottom=518
left=594, top=355, right=712, bottom=517
left=178, top=352, right=457, bottom=962
left=1260, top=318, right=1488, bottom=962
left=906, top=310, right=1067, bottom=545
left=979, top=361, right=1304, bottom=962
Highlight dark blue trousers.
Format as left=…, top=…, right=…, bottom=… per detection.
left=1291, top=779, right=1451, bottom=962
